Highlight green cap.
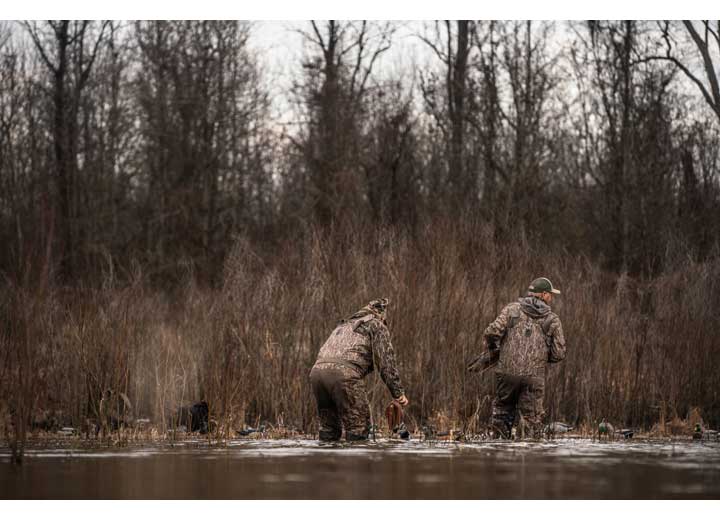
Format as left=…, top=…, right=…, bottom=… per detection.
left=529, top=277, right=561, bottom=295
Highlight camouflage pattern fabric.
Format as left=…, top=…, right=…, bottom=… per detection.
left=310, top=299, right=405, bottom=440
left=484, top=298, right=566, bottom=377
left=309, top=364, right=370, bottom=441
left=313, top=299, right=404, bottom=398
left=345, top=298, right=389, bottom=323
left=483, top=296, right=567, bottom=439
left=491, top=372, right=545, bottom=439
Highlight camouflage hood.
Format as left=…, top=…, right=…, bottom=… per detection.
left=519, top=295, right=551, bottom=319
left=347, top=298, right=389, bottom=322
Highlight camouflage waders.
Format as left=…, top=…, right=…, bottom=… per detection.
left=491, top=372, right=545, bottom=439
left=310, top=363, right=370, bottom=441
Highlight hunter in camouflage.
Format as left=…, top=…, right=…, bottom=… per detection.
left=309, top=298, right=408, bottom=441
left=483, top=278, right=567, bottom=439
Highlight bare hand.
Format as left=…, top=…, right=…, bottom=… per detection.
left=396, top=395, right=409, bottom=407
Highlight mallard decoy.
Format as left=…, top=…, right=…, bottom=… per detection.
left=545, top=422, right=574, bottom=435
left=389, top=421, right=410, bottom=440
left=616, top=428, right=634, bottom=439
left=434, top=430, right=463, bottom=441
left=703, top=429, right=719, bottom=440
left=421, top=425, right=435, bottom=440
left=692, top=424, right=703, bottom=440
left=598, top=419, right=614, bottom=439
left=237, top=424, right=266, bottom=436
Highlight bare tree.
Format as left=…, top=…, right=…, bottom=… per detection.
left=134, top=21, right=271, bottom=281
left=573, top=21, right=678, bottom=274
left=495, top=21, right=558, bottom=234
left=22, top=21, right=109, bottom=282
left=293, top=20, right=395, bottom=224
left=654, top=21, right=720, bottom=122
left=361, top=82, right=420, bottom=225
left=473, top=21, right=502, bottom=218
left=419, top=21, right=475, bottom=207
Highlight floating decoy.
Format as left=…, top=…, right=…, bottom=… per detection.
left=435, top=430, right=463, bottom=441
left=692, top=423, right=703, bottom=440
left=616, top=428, right=634, bottom=439
left=421, top=425, right=435, bottom=440
left=237, top=424, right=266, bottom=436
left=598, top=419, right=614, bottom=439
left=703, top=429, right=719, bottom=440
left=545, top=422, right=574, bottom=435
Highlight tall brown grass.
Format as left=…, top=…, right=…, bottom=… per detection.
left=2, top=218, right=719, bottom=456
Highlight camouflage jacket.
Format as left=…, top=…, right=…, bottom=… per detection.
left=313, top=314, right=405, bottom=399
left=483, top=296, right=566, bottom=377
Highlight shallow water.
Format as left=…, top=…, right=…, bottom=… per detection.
left=1, top=438, right=719, bottom=499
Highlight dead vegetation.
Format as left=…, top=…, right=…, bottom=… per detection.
left=1, top=219, right=719, bottom=458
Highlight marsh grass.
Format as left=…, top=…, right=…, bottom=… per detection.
left=2, top=218, right=719, bottom=458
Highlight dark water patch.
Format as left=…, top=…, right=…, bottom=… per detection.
left=1, top=439, right=719, bottom=499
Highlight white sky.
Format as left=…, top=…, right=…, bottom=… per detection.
left=248, top=21, right=430, bottom=121
left=4, top=9, right=718, bottom=131
left=6, top=0, right=720, bottom=22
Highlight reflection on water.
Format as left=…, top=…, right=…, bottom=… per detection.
left=1, top=438, right=719, bottom=499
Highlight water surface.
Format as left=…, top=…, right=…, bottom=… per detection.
left=1, top=438, right=719, bottom=499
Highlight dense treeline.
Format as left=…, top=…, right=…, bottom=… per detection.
left=1, top=21, right=720, bottom=457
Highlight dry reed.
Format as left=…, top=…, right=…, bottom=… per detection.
left=1, top=218, right=718, bottom=456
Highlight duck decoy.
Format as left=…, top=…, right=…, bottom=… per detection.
left=598, top=419, right=614, bottom=439
left=545, top=422, right=574, bottom=435
left=703, top=429, right=719, bottom=440
left=692, top=423, right=703, bottom=440
left=237, top=424, right=266, bottom=436
left=434, top=430, right=463, bottom=441
left=616, top=428, right=634, bottom=439
left=387, top=421, right=410, bottom=440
